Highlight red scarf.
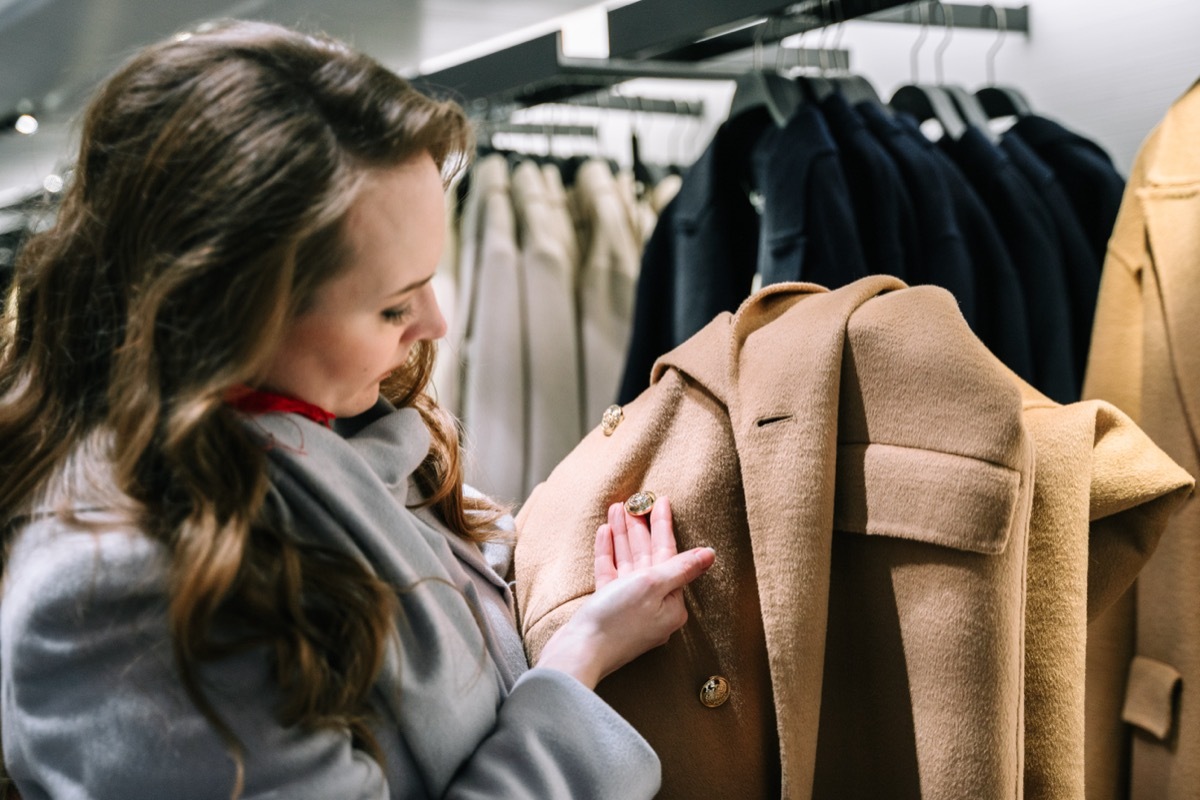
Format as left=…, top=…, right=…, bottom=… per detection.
left=225, top=385, right=335, bottom=427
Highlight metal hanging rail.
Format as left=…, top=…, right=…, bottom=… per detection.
left=560, top=94, right=705, bottom=117
left=412, top=0, right=1026, bottom=111
left=479, top=122, right=599, bottom=137
left=605, top=0, right=906, bottom=61
left=864, top=3, right=1029, bottom=32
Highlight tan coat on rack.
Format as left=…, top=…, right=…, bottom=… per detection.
left=510, top=160, right=585, bottom=494
left=570, top=159, right=642, bottom=426
left=1016, top=379, right=1192, bottom=799
left=519, top=277, right=1035, bottom=799
left=1083, top=79, right=1200, bottom=800
left=451, top=155, right=527, bottom=505
left=514, top=276, right=1191, bottom=799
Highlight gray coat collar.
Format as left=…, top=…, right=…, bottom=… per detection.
left=249, top=402, right=507, bottom=797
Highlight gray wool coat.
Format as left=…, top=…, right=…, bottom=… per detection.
left=1, top=402, right=659, bottom=799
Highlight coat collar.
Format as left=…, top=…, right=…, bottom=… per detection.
left=1139, top=80, right=1200, bottom=448
left=250, top=406, right=504, bottom=795
left=653, top=275, right=1030, bottom=796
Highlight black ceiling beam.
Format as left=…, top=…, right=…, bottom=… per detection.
left=411, top=33, right=616, bottom=113
left=606, top=0, right=910, bottom=61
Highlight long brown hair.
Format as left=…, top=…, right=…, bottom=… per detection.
left=0, top=19, right=497, bottom=795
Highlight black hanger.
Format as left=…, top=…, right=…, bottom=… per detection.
left=889, top=84, right=967, bottom=141
left=830, top=74, right=883, bottom=107
left=974, top=4, right=1033, bottom=120
left=944, top=85, right=1001, bottom=143
left=728, top=71, right=802, bottom=127
left=976, top=86, right=1033, bottom=119
left=889, top=0, right=982, bottom=143
left=805, top=1, right=883, bottom=108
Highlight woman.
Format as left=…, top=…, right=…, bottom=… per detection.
left=0, top=20, right=714, bottom=799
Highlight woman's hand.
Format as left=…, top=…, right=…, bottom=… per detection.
left=535, top=496, right=715, bottom=690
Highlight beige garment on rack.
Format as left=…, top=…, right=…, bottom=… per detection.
left=510, top=160, right=584, bottom=495
left=570, top=159, right=642, bottom=428
left=431, top=185, right=462, bottom=413
left=452, top=155, right=527, bottom=505
left=515, top=275, right=1192, bottom=800
left=519, top=277, right=1034, bottom=800
left=616, top=168, right=659, bottom=244
left=1083, top=79, right=1200, bottom=800
left=1014, top=376, right=1192, bottom=800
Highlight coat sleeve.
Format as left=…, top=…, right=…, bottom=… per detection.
left=3, top=521, right=661, bottom=800
left=1, top=524, right=388, bottom=800
left=443, top=667, right=661, bottom=800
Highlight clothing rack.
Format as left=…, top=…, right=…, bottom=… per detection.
left=479, top=122, right=599, bottom=138
left=414, top=0, right=1029, bottom=112
left=560, top=93, right=706, bottom=117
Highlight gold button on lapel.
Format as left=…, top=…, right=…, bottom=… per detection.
left=601, top=404, right=624, bottom=436
left=624, top=491, right=656, bottom=516
left=700, top=676, right=730, bottom=708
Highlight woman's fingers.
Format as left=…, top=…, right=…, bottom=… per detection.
left=609, top=502, right=634, bottom=578
left=649, top=495, right=678, bottom=565
left=594, top=523, right=618, bottom=589
left=652, top=546, right=716, bottom=596
left=624, top=505, right=654, bottom=572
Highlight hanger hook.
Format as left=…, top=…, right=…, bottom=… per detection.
left=753, top=16, right=771, bottom=70
left=817, top=0, right=836, bottom=75
left=831, top=0, right=850, bottom=73
left=910, top=0, right=930, bottom=84
left=985, top=4, right=1008, bottom=85
left=931, top=0, right=954, bottom=85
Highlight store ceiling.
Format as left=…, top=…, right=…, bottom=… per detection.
left=0, top=0, right=605, bottom=123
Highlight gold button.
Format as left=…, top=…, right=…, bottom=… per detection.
left=624, top=490, right=656, bottom=516
left=700, top=675, right=730, bottom=708
left=601, top=404, right=624, bottom=436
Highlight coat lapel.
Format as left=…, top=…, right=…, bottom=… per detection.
left=1141, top=80, right=1200, bottom=454
left=726, top=276, right=904, bottom=798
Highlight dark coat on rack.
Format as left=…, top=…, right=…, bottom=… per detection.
left=750, top=103, right=867, bottom=288
left=1010, top=115, right=1126, bottom=268
left=856, top=102, right=978, bottom=328
left=887, top=115, right=1036, bottom=383
left=618, top=105, right=865, bottom=404
left=818, top=92, right=917, bottom=281
left=940, top=125, right=1079, bottom=404
left=616, top=113, right=763, bottom=405
left=1001, top=131, right=1101, bottom=389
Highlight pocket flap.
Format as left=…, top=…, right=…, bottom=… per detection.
left=1121, top=655, right=1183, bottom=740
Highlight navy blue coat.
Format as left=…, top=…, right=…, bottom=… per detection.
left=750, top=103, right=867, bottom=287
left=819, top=93, right=916, bottom=280
left=619, top=104, right=865, bottom=403
left=857, top=103, right=977, bottom=327
left=1001, top=131, right=1100, bottom=388
left=941, top=126, right=1079, bottom=403
left=1010, top=114, right=1125, bottom=268
left=887, top=115, right=1035, bottom=383
left=617, top=111, right=764, bottom=404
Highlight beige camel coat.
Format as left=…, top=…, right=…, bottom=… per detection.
left=1083, top=79, right=1200, bottom=800
left=515, top=277, right=1191, bottom=799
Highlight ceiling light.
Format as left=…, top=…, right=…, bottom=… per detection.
left=14, top=115, right=38, bottom=135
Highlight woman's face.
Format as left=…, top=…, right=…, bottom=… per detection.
left=259, top=153, right=448, bottom=417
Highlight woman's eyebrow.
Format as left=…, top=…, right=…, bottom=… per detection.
left=386, top=272, right=435, bottom=298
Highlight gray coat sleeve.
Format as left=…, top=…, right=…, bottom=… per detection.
left=3, top=522, right=660, bottom=800
left=442, top=667, right=661, bottom=799
left=2, top=524, right=387, bottom=800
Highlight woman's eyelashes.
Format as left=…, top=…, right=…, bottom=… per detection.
left=381, top=303, right=412, bottom=323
